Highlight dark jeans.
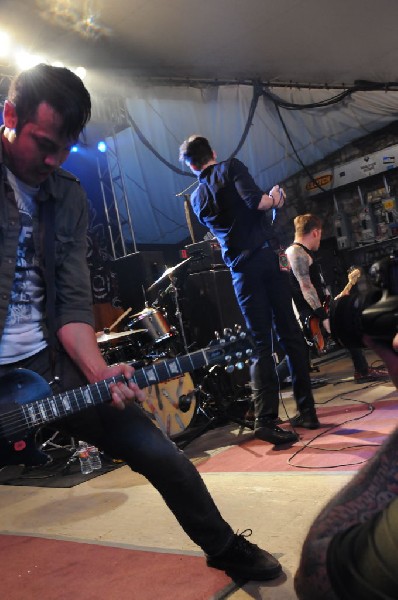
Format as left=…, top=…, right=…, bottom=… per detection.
left=0, top=347, right=234, bottom=556
left=277, top=324, right=369, bottom=380
left=230, top=247, right=315, bottom=421
left=348, top=347, right=369, bottom=374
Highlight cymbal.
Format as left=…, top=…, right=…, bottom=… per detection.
left=147, top=258, right=191, bottom=292
left=96, top=329, right=147, bottom=344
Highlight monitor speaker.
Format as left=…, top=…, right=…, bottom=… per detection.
left=111, top=251, right=166, bottom=313
left=184, top=269, right=245, bottom=348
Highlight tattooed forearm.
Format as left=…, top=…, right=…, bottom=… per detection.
left=287, top=247, right=322, bottom=310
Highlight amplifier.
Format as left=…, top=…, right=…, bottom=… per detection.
left=181, top=240, right=224, bottom=273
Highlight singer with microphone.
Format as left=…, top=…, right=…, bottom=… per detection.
left=179, top=135, right=318, bottom=445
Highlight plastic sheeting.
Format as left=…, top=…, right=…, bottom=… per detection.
left=109, top=84, right=398, bottom=245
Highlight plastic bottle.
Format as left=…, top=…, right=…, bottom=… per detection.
left=88, top=445, right=102, bottom=470
left=78, top=441, right=93, bottom=475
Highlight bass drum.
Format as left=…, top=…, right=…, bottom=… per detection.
left=141, top=373, right=197, bottom=438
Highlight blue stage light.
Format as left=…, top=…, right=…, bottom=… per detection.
left=97, top=141, right=107, bottom=153
left=70, top=145, right=79, bottom=152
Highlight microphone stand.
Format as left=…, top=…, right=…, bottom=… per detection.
left=167, top=274, right=189, bottom=354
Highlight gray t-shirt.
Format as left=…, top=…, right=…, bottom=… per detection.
left=0, top=168, right=47, bottom=363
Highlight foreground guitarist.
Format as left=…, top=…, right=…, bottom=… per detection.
left=286, top=214, right=388, bottom=384
left=0, top=64, right=282, bottom=581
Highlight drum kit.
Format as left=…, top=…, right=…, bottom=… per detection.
left=95, top=259, right=200, bottom=441
left=95, top=258, right=253, bottom=446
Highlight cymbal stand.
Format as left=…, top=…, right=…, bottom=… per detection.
left=167, top=275, right=189, bottom=354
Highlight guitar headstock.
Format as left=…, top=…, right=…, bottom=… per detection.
left=206, top=325, right=254, bottom=372
left=348, top=267, right=361, bottom=286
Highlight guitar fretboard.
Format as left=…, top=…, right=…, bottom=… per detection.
left=18, top=349, right=212, bottom=431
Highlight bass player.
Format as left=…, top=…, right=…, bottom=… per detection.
left=285, top=214, right=389, bottom=383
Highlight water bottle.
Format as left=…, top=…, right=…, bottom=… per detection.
left=88, top=445, right=102, bottom=470
left=78, top=441, right=93, bottom=475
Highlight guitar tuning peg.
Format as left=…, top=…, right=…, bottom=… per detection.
left=234, top=324, right=242, bottom=333
left=236, top=361, right=245, bottom=370
left=225, top=364, right=235, bottom=373
left=223, top=327, right=232, bottom=337
left=214, top=331, right=220, bottom=340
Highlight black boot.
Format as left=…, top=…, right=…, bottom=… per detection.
left=254, top=418, right=298, bottom=445
left=290, top=409, right=320, bottom=429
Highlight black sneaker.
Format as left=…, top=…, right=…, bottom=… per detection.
left=206, top=529, right=282, bottom=580
left=254, top=419, right=298, bottom=445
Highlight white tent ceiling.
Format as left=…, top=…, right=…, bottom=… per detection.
left=2, top=0, right=398, bottom=246
left=2, top=0, right=398, bottom=86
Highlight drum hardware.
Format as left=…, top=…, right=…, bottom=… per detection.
left=146, top=258, right=191, bottom=292
left=139, top=258, right=191, bottom=355
left=96, top=329, right=147, bottom=345
left=175, top=355, right=254, bottom=449
left=107, top=306, right=133, bottom=332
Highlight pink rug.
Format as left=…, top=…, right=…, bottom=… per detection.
left=1, top=534, right=236, bottom=600
left=197, top=399, right=398, bottom=473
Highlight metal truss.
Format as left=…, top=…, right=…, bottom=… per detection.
left=95, top=96, right=137, bottom=259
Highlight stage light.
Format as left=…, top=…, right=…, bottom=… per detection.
left=0, top=31, right=11, bottom=58
left=70, top=145, right=79, bottom=152
left=97, top=141, right=107, bottom=153
left=75, top=66, right=87, bottom=80
left=15, top=50, right=45, bottom=70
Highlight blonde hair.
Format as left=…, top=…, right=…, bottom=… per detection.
left=294, top=214, right=322, bottom=236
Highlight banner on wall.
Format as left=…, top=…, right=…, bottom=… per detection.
left=301, top=143, right=398, bottom=197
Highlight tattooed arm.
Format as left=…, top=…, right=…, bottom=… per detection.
left=295, top=334, right=398, bottom=599
left=286, top=244, right=331, bottom=333
left=286, top=244, right=322, bottom=310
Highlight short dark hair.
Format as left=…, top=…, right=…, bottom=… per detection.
left=294, top=214, right=323, bottom=236
left=179, top=135, right=213, bottom=169
left=8, top=63, right=91, bottom=141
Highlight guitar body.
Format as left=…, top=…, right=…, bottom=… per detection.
left=0, top=369, right=53, bottom=467
left=305, top=315, right=326, bottom=355
left=0, top=332, right=254, bottom=468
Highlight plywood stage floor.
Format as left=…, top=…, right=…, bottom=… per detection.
left=1, top=348, right=397, bottom=600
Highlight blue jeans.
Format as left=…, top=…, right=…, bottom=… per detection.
left=0, top=347, right=234, bottom=556
left=230, top=247, right=315, bottom=420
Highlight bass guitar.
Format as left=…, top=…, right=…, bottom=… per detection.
left=305, top=267, right=361, bottom=355
left=0, top=331, right=253, bottom=467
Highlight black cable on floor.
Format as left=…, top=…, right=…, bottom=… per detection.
left=286, top=381, right=386, bottom=469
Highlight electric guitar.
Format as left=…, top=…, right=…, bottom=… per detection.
left=305, top=267, right=361, bottom=355
left=0, top=332, right=253, bottom=467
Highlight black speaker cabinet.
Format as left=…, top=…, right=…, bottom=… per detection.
left=112, top=251, right=166, bottom=313
left=184, top=270, right=245, bottom=348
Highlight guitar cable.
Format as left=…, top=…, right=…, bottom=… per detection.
left=271, top=333, right=388, bottom=468
left=286, top=382, right=383, bottom=470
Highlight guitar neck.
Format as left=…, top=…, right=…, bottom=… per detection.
left=21, top=350, right=210, bottom=430
left=339, top=281, right=354, bottom=296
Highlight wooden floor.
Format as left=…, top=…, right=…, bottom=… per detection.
left=1, top=348, right=396, bottom=599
